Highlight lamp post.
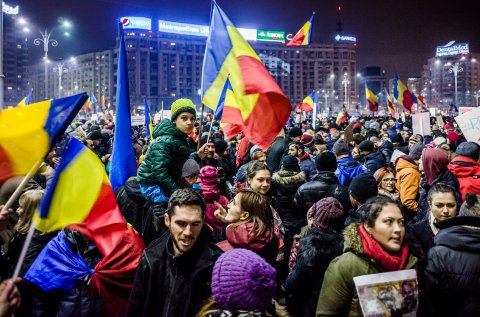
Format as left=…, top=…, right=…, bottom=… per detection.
left=342, top=72, right=350, bottom=109
left=474, top=91, right=480, bottom=107
left=447, top=62, right=463, bottom=105
left=34, top=29, right=58, bottom=99
left=53, top=60, right=68, bottom=98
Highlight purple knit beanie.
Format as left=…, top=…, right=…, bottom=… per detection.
left=211, top=248, right=276, bottom=311
left=200, top=165, right=218, bottom=186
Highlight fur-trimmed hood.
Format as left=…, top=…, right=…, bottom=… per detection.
left=343, top=223, right=364, bottom=255
left=272, top=170, right=305, bottom=186
left=297, top=228, right=344, bottom=266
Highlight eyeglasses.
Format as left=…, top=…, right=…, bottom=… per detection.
left=382, top=178, right=397, bottom=183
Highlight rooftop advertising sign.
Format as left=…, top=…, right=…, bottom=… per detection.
left=335, top=34, right=357, bottom=42
left=436, top=41, right=469, bottom=57
left=121, top=17, right=152, bottom=30
left=157, top=19, right=284, bottom=42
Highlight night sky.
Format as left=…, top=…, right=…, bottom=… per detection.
left=14, top=0, right=480, bottom=79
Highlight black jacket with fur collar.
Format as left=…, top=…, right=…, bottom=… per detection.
left=271, top=170, right=306, bottom=229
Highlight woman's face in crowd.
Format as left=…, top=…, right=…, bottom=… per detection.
left=366, top=203, right=405, bottom=253
left=248, top=169, right=271, bottom=195
left=226, top=194, right=247, bottom=223
left=429, top=192, right=456, bottom=221
left=380, top=173, right=397, bottom=193
left=352, top=147, right=360, bottom=159
left=174, top=112, right=195, bottom=134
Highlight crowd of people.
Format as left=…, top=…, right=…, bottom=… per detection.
left=0, top=97, right=479, bottom=316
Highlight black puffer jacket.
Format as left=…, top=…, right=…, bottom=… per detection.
left=425, top=216, right=480, bottom=317
left=271, top=171, right=306, bottom=229
left=267, top=137, right=292, bottom=172
left=284, top=228, right=343, bottom=317
left=115, top=178, right=148, bottom=233
left=292, top=171, right=340, bottom=219
left=359, top=150, right=386, bottom=174
left=379, top=140, right=394, bottom=164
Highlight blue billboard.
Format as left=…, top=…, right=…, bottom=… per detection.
left=121, top=17, right=152, bottom=30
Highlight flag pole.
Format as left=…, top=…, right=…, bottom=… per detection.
left=206, top=118, right=215, bottom=145
left=197, top=103, right=205, bottom=151
left=1, top=159, right=43, bottom=216
left=11, top=219, right=36, bottom=279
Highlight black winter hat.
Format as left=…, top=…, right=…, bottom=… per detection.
left=281, top=155, right=300, bottom=172
left=214, top=139, right=228, bottom=155
left=200, top=135, right=215, bottom=147
left=358, top=140, right=375, bottom=152
left=87, top=130, right=102, bottom=141
left=456, top=142, right=480, bottom=161
left=315, top=152, right=337, bottom=172
left=349, top=173, right=378, bottom=204
left=288, top=127, right=303, bottom=138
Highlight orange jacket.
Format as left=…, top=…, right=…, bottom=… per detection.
left=396, top=157, right=421, bottom=213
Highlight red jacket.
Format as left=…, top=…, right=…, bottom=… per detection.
left=448, top=156, right=480, bottom=200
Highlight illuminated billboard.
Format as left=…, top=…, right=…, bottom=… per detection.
left=157, top=19, right=284, bottom=42
left=436, top=41, right=469, bottom=57
left=335, top=34, right=357, bottom=42
left=121, top=17, right=152, bottom=30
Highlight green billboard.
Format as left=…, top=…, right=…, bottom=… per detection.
left=256, top=30, right=285, bottom=42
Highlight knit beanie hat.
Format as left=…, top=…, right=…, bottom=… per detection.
left=212, top=248, right=276, bottom=311
left=300, top=133, right=313, bottom=147
left=214, top=139, right=228, bottom=155
left=87, top=130, right=102, bottom=141
left=281, top=155, right=300, bottom=172
left=332, top=140, right=350, bottom=156
left=349, top=173, right=378, bottom=204
left=250, top=145, right=262, bottom=157
left=200, top=135, right=215, bottom=147
left=288, top=127, right=302, bottom=138
left=358, top=140, right=375, bottom=152
left=369, top=121, right=380, bottom=130
left=460, top=192, right=480, bottom=217
left=171, top=98, right=196, bottom=122
left=447, top=131, right=461, bottom=143
left=409, top=143, right=425, bottom=161
left=199, top=165, right=218, bottom=186
left=308, top=197, right=344, bottom=231
left=455, top=141, right=480, bottom=160
left=315, top=151, right=337, bottom=172
left=181, top=159, right=200, bottom=179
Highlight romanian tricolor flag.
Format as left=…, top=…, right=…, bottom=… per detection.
left=17, top=89, right=33, bottom=107
left=201, top=2, right=291, bottom=150
left=0, top=93, right=88, bottom=183
left=365, top=85, right=379, bottom=112
left=393, top=73, right=414, bottom=112
left=336, top=110, right=347, bottom=125
left=412, top=92, right=426, bottom=107
left=35, top=137, right=127, bottom=256
left=297, top=90, right=315, bottom=112
left=214, top=77, right=243, bottom=139
left=287, top=13, right=315, bottom=47
left=385, top=88, right=395, bottom=117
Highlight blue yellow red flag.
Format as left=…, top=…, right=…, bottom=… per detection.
left=385, top=88, right=395, bottom=117
left=109, top=22, right=137, bottom=191
left=201, top=2, right=291, bottom=150
left=366, top=85, right=379, bottom=112
left=298, top=90, right=315, bottom=112
left=393, top=73, right=414, bottom=112
left=0, top=93, right=88, bottom=183
left=287, top=13, right=315, bottom=47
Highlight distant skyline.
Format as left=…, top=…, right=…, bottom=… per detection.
left=15, top=0, right=480, bottom=79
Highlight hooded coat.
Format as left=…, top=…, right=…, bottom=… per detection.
left=448, top=156, right=480, bottom=201
left=360, top=150, right=386, bottom=174
left=335, top=157, right=368, bottom=186
left=137, top=119, right=190, bottom=196
left=396, top=156, right=421, bottom=214
left=299, top=153, right=317, bottom=182
left=425, top=216, right=480, bottom=317
left=316, top=224, right=417, bottom=317
left=284, top=228, right=343, bottom=317
left=267, top=136, right=292, bottom=172
left=272, top=170, right=306, bottom=229
left=379, top=140, right=394, bottom=163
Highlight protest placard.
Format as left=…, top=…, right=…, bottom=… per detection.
left=412, top=112, right=431, bottom=136
left=436, top=115, right=444, bottom=128
left=131, top=115, right=146, bottom=126
left=354, top=269, right=418, bottom=317
left=455, top=106, right=480, bottom=142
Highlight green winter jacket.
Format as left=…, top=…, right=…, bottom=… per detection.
left=316, top=223, right=417, bottom=317
left=137, top=119, right=190, bottom=196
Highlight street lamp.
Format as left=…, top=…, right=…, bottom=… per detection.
left=52, top=60, right=71, bottom=97
left=447, top=62, right=463, bottom=105
left=342, top=72, right=350, bottom=109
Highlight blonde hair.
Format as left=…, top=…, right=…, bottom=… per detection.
left=15, top=190, right=44, bottom=234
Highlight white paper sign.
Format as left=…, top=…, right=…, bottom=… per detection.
left=391, top=149, right=406, bottom=164
left=455, top=106, right=480, bottom=142
left=153, top=114, right=161, bottom=123
left=131, top=115, right=146, bottom=126
left=412, top=112, right=431, bottom=136
left=161, top=110, right=171, bottom=120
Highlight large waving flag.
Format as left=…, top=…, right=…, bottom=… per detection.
left=365, top=85, right=379, bottom=112
left=35, top=137, right=127, bottom=256
left=297, top=90, right=315, bottom=112
left=17, top=89, right=33, bottom=107
left=287, top=13, right=315, bottom=47
left=144, top=97, right=153, bottom=141
left=201, top=2, right=291, bottom=150
left=336, top=109, right=347, bottom=125
left=110, top=22, right=137, bottom=191
left=393, top=74, right=414, bottom=112
left=0, top=93, right=88, bottom=183
left=385, top=88, right=395, bottom=117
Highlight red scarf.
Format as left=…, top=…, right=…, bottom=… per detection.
left=358, top=225, right=409, bottom=271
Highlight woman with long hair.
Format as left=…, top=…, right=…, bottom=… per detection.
left=374, top=167, right=400, bottom=202
left=316, top=196, right=417, bottom=316
left=215, top=189, right=279, bottom=265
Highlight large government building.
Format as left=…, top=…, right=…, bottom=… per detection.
left=30, top=16, right=358, bottom=112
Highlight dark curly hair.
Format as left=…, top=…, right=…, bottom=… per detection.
left=166, top=188, right=206, bottom=216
